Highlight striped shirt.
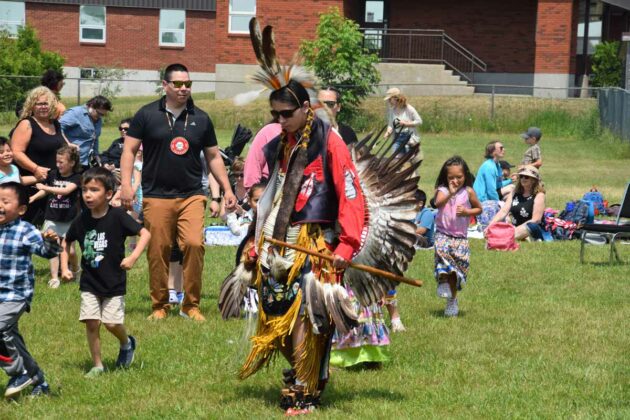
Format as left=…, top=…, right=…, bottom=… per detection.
left=0, top=219, right=60, bottom=305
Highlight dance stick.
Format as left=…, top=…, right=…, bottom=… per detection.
left=264, top=237, right=423, bottom=287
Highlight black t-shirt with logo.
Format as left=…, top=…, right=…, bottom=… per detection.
left=44, top=169, right=81, bottom=222
left=126, top=97, right=218, bottom=198
left=66, top=206, right=142, bottom=297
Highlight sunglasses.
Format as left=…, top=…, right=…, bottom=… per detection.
left=270, top=107, right=299, bottom=120
left=93, top=109, right=107, bottom=117
left=322, top=100, right=337, bottom=108
left=498, top=146, right=505, bottom=150
left=168, top=80, right=193, bottom=88
left=119, top=126, right=129, bottom=132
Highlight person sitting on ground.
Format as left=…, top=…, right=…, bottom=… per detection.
left=488, top=165, right=546, bottom=240
left=499, top=160, right=516, bottom=199
left=520, top=127, right=543, bottom=169
left=100, top=119, right=131, bottom=171
left=473, top=140, right=506, bottom=229
left=60, top=168, right=150, bottom=378
left=414, top=189, right=436, bottom=249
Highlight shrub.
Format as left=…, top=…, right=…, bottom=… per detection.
left=0, top=26, right=65, bottom=113
left=300, top=7, right=381, bottom=122
left=591, top=41, right=622, bottom=88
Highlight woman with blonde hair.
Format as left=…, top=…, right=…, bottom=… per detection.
left=382, top=87, right=423, bottom=159
left=11, top=86, right=69, bottom=224
left=488, top=165, right=546, bottom=240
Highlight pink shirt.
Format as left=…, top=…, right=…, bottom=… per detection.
left=435, top=186, right=471, bottom=238
left=243, top=123, right=282, bottom=190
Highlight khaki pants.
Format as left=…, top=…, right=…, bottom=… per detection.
left=143, top=195, right=206, bottom=311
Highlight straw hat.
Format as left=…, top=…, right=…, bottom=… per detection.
left=517, top=165, right=540, bottom=181
left=384, top=87, right=401, bottom=101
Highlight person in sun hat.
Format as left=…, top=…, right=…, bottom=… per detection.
left=382, top=87, right=423, bottom=159
left=488, top=165, right=546, bottom=240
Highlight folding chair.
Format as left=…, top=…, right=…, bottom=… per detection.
left=580, top=182, right=630, bottom=264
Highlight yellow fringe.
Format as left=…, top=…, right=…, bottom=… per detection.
left=294, top=320, right=328, bottom=393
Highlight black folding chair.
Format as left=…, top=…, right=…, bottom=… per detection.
left=580, top=182, right=630, bottom=264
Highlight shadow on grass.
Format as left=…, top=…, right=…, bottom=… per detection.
left=428, top=309, right=466, bottom=318
left=233, top=382, right=405, bottom=408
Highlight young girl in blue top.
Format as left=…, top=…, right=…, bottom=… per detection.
left=433, top=156, right=482, bottom=317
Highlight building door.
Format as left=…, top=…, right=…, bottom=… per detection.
left=362, top=0, right=387, bottom=57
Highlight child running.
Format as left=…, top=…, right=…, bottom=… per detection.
left=60, top=167, right=150, bottom=377
left=0, top=182, right=60, bottom=398
left=30, top=145, right=82, bottom=288
left=433, top=156, right=482, bottom=317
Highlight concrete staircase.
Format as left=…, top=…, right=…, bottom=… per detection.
left=375, top=63, right=475, bottom=96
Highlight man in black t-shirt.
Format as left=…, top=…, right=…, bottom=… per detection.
left=120, top=63, right=236, bottom=322
left=317, top=87, right=358, bottom=146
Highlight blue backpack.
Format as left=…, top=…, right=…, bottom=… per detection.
left=560, top=200, right=594, bottom=225
left=582, top=191, right=606, bottom=215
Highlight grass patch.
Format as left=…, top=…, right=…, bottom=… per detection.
left=0, top=130, right=629, bottom=417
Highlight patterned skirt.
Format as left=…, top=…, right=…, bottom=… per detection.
left=434, top=231, right=471, bottom=290
left=330, top=286, right=390, bottom=367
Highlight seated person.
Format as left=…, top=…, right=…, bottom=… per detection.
left=488, top=165, right=546, bottom=240
left=413, top=189, right=435, bottom=248
left=499, top=160, right=516, bottom=199
left=100, top=119, right=130, bottom=170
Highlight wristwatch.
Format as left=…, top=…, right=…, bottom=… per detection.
left=211, top=197, right=221, bottom=203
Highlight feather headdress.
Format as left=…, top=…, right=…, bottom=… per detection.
left=234, top=18, right=317, bottom=105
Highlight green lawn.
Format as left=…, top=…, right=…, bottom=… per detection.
left=1, top=122, right=630, bottom=417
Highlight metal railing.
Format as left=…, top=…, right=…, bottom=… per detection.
left=598, top=87, right=630, bottom=142
left=360, top=28, right=487, bottom=83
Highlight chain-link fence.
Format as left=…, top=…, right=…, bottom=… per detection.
left=1, top=74, right=627, bottom=141
left=598, top=88, right=630, bottom=143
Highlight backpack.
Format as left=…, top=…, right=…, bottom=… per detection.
left=486, top=222, right=519, bottom=251
left=546, top=200, right=594, bottom=240
left=582, top=191, right=606, bottom=215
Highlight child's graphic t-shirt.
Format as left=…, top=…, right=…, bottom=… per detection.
left=66, top=206, right=142, bottom=297
left=44, top=169, right=81, bottom=222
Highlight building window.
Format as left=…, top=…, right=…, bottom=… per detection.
left=365, top=1, right=384, bottom=23
left=160, top=9, right=186, bottom=46
left=80, top=68, right=103, bottom=79
left=576, top=0, right=604, bottom=55
left=229, top=0, right=255, bottom=34
left=0, top=1, right=25, bottom=38
left=80, top=5, right=106, bottom=43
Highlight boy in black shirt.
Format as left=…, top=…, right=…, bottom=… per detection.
left=60, top=168, right=150, bottom=378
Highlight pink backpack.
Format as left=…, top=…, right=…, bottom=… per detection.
left=485, top=222, right=519, bottom=251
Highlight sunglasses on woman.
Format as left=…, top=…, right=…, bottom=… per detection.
left=270, top=107, right=299, bottom=119
left=119, top=126, right=129, bottom=132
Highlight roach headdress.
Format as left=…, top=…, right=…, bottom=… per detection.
left=233, top=18, right=317, bottom=105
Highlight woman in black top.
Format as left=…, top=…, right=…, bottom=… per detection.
left=11, top=86, right=68, bottom=224
left=489, top=165, right=546, bottom=240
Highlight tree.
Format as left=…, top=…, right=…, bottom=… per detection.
left=0, top=26, right=65, bottom=113
left=300, top=7, right=380, bottom=122
left=591, top=41, right=622, bottom=88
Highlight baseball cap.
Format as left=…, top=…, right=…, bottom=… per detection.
left=499, top=160, right=514, bottom=170
left=521, top=127, right=542, bottom=140
left=384, top=87, right=401, bottom=101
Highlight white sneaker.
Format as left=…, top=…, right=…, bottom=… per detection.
left=48, top=278, right=60, bottom=289
left=444, top=298, right=459, bottom=317
left=168, top=289, right=179, bottom=304
left=436, top=282, right=452, bottom=299
left=391, top=318, right=406, bottom=332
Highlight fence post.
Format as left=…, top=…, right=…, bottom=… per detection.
left=490, top=84, right=495, bottom=121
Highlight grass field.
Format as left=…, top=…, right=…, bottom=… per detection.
left=1, top=101, right=630, bottom=418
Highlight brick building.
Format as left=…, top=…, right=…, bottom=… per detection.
left=1, top=0, right=628, bottom=97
